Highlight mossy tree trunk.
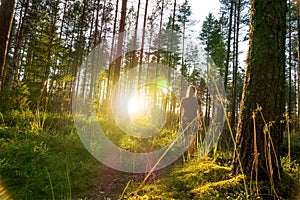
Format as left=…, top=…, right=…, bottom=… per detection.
left=233, top=0, right=286, bottom=183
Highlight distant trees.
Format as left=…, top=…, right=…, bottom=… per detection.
left=198, top=13, right=226, bottom=127
left=0, top=0, right=206, bottom=114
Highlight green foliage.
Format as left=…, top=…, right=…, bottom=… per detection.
left=2, top=108, right=48, bottom=135
left=279, top=156, right=300, bottom=198
left=97, top=115, right=178, bottom=153
left=198, top=13, right=226, bottom=75
left=43, top=113, right=75, bottom=135
left=280, top=134, right=300, bottom=163
left=0, top=113, right=100, bottom=200
left=1, top=109, right=300, bottom=199
left=0, top=81, right=31, bottom=112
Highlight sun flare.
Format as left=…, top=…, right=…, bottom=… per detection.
left=127, top=92, right=149, bottom=124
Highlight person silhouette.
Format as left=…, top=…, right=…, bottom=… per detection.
left=180, top=85, right=204, bottom=161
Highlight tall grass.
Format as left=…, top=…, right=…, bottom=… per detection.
left=284, top=112, right=291, bottom=169
left=0, top=111, right=101, bottom=199
left=45, top=166, right=55, bottom=200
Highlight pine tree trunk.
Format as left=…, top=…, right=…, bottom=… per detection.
left=233, top=0, right=286, bottom=184
left=288, top=0, right=292, bottom=131
left=132, top=0, right=141, bottom=70
left=8, top=0, right=29, bottom=88
left=154, top=0, right=164, bottom=105
left=106, top=0, right=119, bottom=103
left=137, top=0, right=149, bottom=88
left=230, top=0, right=241, bottom=132
left=94, top=0, right=100, bottom=47
left=297, top=0, right=300, bottom=140
left=113, top=0, right=127, bottom=87
left=224, top=0, right=234, bottom=92
left=0, top=0, right=16, bottom=89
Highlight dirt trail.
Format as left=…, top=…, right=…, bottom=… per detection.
left=77, top=165, right=143, bottom=199
left=79, top=160, right=181, bottom=199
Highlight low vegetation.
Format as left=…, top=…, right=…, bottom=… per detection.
left=124, top=152, right=300, bottom=200
left=0, top=109, right=299, bottom=199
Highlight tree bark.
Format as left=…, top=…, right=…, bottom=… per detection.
left=230, top=0, right=241, bottom=132
left=137, top=0, right=149, bottom=88
left=224, top=0, right=234, bottom=92
left=113, top=0, right=127, bottom=87
left=8, top=0, right=29, bottom=89
left=233, top=0, right=286, bottom=184
left=0, top=0, right=16, bottom=89
left=287, top=0, right=292, bottom=132
left=297, top=0, right=300, bottom=140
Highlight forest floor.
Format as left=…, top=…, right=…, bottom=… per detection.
left=81, top=156, right=300, bottom=200
left=79, top=161, right=178, bottom=199
left=1, top=112, right=299, bottom=200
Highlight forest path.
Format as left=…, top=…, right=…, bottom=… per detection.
left=78, top=160, right=181, bottom=199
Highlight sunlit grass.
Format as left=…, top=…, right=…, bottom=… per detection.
left=0, top=180, right=12, bottom=200
left=125, top=157, right=246, bottom=199
left=1, top=105, right=300, bottom=199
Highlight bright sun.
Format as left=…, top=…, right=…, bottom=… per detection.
left=127, top=91, right=149, bottom=124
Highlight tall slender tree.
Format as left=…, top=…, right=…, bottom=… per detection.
left=113, top=0, right=127, bottom=87
left=221, top=0, right=234, bottom=92
left=230, top=0, right=241, bottom=132
left=137, top=0, right=149, bottom=87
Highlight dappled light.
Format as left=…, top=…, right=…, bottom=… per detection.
left=0, top=182, right=12, bottom=200
left=0, top=0, right=300, bottom=199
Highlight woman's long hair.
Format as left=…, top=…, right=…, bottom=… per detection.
left=186, top=85, right=197, bottom=97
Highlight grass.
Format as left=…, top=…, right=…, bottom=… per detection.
left=124, top=156, right=247, bottom=200
left=0, top=110, right=101, bottom=200
left=122, top=151, right=300, bottom=200
left=0, top=131, right=101, bottom=199
left=1, top=108, right=300, bottom=200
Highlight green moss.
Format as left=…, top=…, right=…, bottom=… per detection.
left=126, top=158, right=246, bottom=200
left=191, top=175, right=244, bottom=199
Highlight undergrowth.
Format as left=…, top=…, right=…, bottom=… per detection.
left=1, top=108, right=300, bottom=200
left=123, top=150, right=300, bottom=200
left=0, top=110, right=101, bottom=199
left=124, top=156, right=247, bottom=200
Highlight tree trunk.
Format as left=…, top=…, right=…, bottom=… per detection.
left=105, top=0, right=119, bottom=103
left=113, top=0, right=127, bottom=87
left=233, top=0, right=286, bottom=186
left=288, top=0, right=292, bottom=132
left=99, top=0, right=107, bottom=45
left=94, top=0, right=101, bottom=47
left=224, top=0, right=234, bottom=92
left=7, top=0, right=29, bottom=89
left=132, top=0, right=141, bottom=70
left=0, top=0, right=16, bottom=89
left=137, top=0, right=149, bottom=88
left=230, top=0, right=241, bottom=132
left=297, top=0, right=300, bottom=140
